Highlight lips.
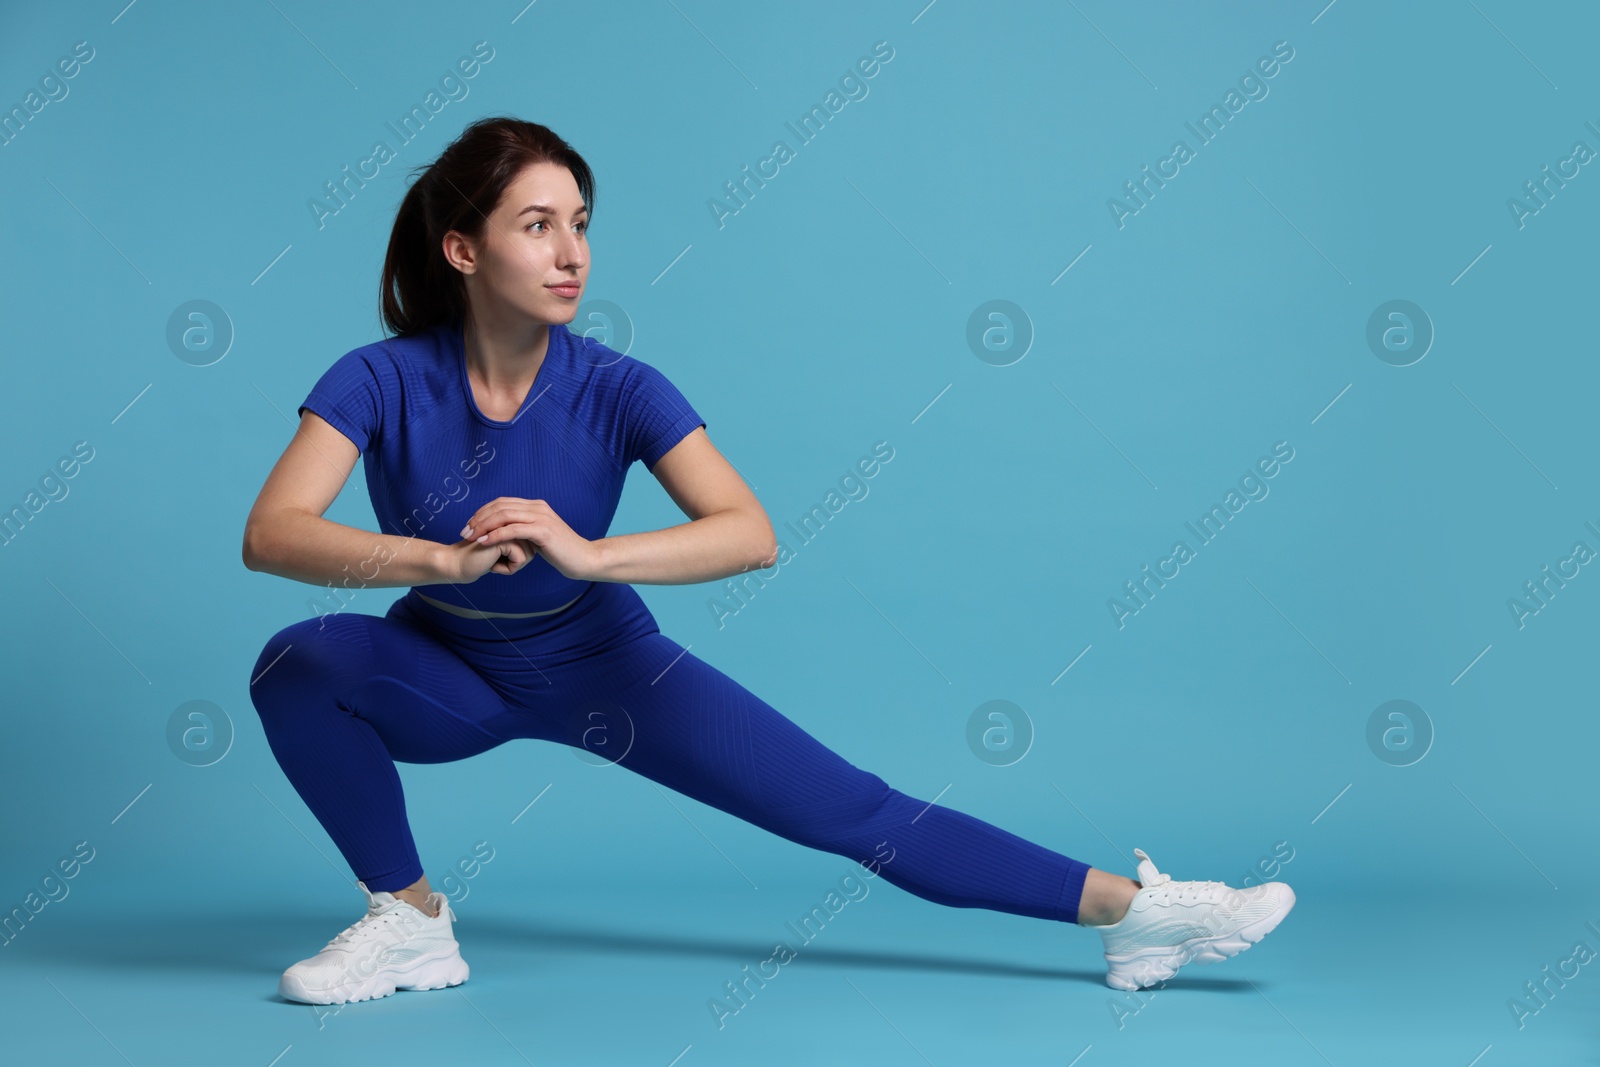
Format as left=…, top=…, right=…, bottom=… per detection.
left=545, top=283, right=580, bottom=295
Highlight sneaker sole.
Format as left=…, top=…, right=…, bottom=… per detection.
left=1104, top=886, right=1295, bottom=991
left=279, top=948, right=471, bottom=1005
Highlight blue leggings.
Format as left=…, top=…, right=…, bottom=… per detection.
left=248, top=580, right=1092, bottom=923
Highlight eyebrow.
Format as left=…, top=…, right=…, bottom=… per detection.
left=515, top=202, right=589, bottom=218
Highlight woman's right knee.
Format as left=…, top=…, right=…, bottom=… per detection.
left=248, top=614, right=371, bottom=714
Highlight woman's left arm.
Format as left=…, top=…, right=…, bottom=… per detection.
left=459, top=427, right=777, bottom=585
left=591, top=427, right=777, bottom=584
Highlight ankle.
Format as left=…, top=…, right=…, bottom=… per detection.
left=395, top=890, right=437, bottom=917
left=1078, top=870, right=1139, bottom=927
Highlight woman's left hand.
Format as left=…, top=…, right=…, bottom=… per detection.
left=459, top=497, right=602, bottom=581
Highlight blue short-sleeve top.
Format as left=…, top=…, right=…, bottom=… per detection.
left=297, top=318, right=705, bottom=614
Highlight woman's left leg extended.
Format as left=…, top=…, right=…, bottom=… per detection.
left=548, top=631, right=1092, bottom=924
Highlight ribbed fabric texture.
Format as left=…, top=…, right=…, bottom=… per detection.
left=297, top=317, right=706, bottom=615
left=250, top=582, right=1092, bottom=923
left=261, top=320, right=1091, bottom=922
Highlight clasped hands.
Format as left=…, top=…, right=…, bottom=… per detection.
left=443, top=496, right=600, bottom=582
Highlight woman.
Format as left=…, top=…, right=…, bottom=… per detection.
left=243, top=117, right=1294, bottom=1006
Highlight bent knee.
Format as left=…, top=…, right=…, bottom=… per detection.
left=248, top=614, right=372, bottom=708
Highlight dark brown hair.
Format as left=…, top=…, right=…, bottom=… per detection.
left=379, top=116, right=595, bottom=338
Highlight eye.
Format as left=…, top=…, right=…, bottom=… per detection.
left=525, top=219, right=590, bottom=234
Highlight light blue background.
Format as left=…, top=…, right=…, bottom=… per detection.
left=2, top=0, right=1596, bottom=1063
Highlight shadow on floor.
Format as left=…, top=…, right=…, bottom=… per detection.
left=14, top=909, right=1267, bottom=995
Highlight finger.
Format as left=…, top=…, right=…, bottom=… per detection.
left=463, top=502, right=544, bottom=539
left=476, top=521, right=540, bottom=547
left=460, top=497, right=511, bottom=532
left=460, top=497, right=523, bottom=536
left=493, top=539, right=537, bottom=574
left=492, top=539, right=529, bottom=572
left=463, top=510, right=510, bottom=539
left=462, top=507, right=505, bottom=538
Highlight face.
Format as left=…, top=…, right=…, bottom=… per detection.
left=444, top=161, right=589, bottom=326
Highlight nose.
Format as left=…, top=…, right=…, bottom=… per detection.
left=556, top=228, right=586, bottom=271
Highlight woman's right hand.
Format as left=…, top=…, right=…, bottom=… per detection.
left=437, top=537, right=540, bottom=583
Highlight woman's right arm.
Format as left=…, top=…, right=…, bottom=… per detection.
left=242, top=411, right=449, bottom=588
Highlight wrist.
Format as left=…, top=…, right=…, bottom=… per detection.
left=584, top=537, right=613, bottom=583
left=428, top=541, right=458, bottom=584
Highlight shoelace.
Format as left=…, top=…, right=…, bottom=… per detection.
left=1149, top=879, right=1236, bottom=906
left=326, top=906, right=416, bottom=948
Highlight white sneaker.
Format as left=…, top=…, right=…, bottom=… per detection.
left=278, top=881, right=469, bottom=1005
left=1093, top=848, right=1294, bottom=991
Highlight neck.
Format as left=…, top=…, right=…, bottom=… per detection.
left=462, top=312, right=552, bottom=393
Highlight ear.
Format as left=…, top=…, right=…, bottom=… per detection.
left=441, top=230, right=480, bottom=275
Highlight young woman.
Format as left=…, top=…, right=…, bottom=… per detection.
left=243, top=116, right=1294, bottom=1006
